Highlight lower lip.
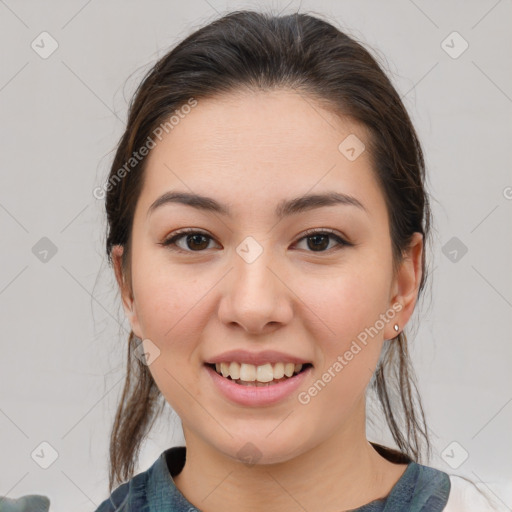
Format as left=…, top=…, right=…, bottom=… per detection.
left=204, top=364, right=313, bottom=406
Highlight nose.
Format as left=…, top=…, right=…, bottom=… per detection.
left=217, top=244, right=293, bottom=334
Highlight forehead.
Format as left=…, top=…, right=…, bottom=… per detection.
left=149, top=89, right=365, bottom=161
left=137, top=89, right=386, bottom=223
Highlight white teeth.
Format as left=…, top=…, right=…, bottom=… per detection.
left=284, top=363, right=295, bottom=377
left=210, top=361, right=306, bottom=382
left=273, top=362, right=285, bottom=379
left=229, top=361, right=240, bottom=380
left=220, top=362, right=230, bottom=378
left=239, top=363, right=256, bottom=381
left=256, top=363, right=274, bottom=383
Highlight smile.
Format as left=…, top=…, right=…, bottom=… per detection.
left=204, top=362, right=313, bottom=406
left=207, top=361, right=312, bottom=385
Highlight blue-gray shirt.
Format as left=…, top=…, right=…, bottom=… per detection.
left=94, top=444, right=451, bottom=511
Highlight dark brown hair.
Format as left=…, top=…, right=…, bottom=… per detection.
left=104, top=9, right=434, bottom=493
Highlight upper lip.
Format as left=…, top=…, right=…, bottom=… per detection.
left=205, top=349, right=312, bottom=367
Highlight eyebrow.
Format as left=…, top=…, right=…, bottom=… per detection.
left=147, top=190, right=368, bottom=219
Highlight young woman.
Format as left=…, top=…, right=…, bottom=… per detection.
left=94, top=10, right=495, bottom=512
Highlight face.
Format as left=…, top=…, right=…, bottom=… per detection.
left=113, top=89, right=422, bottom=466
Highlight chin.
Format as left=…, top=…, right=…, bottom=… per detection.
left=214, top=436, right=309, bottom=468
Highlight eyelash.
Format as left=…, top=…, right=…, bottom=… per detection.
left=159, top=228, right=353, bottom=254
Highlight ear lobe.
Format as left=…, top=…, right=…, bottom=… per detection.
left=387, top=232, right=424, bottom=338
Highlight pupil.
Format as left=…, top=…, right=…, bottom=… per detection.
left=188, top=234, right=208, bottom=250
left=187, top=234, right=329, bottom=251
left=308, top=234, right=328, bottom=251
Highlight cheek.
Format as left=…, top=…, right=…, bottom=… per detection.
left=299, top=280, right=384, bottom=416
left=303, top=267, right=388, bottom=341
left=130, top=263, right=209, bottom=415
left=300, top=269, right=388, bottom=389
left=131, top=255, right=206, bottom=339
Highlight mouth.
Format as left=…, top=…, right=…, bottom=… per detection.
left=204, top=362, right=313, bottom=387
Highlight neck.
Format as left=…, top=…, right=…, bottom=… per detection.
left=173, top=399, right=404, bottom=512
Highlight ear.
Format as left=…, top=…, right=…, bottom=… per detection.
left=385, top=232, right=423, bottom=340
left=111, top=245, right=143, bottom=339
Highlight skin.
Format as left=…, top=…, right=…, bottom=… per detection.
left=112, top=89, right=423, bottom=511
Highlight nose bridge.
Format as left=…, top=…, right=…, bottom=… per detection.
left=218, top=235, right=292, bottom=332
left=232, top=235, right=279, bottom=303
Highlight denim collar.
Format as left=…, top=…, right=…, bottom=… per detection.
left=143, top=444, right=450, bottom=512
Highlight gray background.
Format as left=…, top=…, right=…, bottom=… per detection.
left=1, top=0, right=511, bottom=510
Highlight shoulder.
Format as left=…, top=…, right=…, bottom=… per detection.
left=93, top=466, right=151, bottom=511
left=443, top=475, right=506, bottom=512
left=376, top=462, right=450, bottom=511
left=406, top=462, right=451, bottom=508
left=93, top=446, right=186, bottom=511
left=371, top=443, right=451, bottom=510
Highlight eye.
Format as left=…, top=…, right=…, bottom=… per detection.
left=159, top=229, right=219, bottom=253
left=160, top=227, right=352, bottom=254
left=294, top=228, right=352, bottom=252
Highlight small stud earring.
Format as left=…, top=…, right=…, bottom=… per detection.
left=393, top=324, right=399, bottom=332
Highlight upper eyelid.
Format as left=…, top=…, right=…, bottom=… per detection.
left=165, top=227, right=345, bottom=240
left=163, top=227, right=349, bottom=249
